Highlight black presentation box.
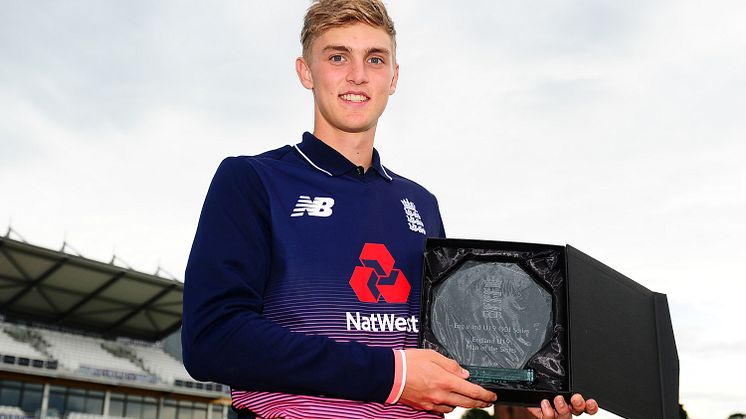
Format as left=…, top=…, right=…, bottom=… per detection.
left=419, top=238, right=679, bottom=419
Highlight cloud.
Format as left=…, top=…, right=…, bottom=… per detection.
left=0, top=1, right=308, bottom=141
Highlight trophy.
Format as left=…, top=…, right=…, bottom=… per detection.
left=419, top=238, right=680, bottom=418
left=430, top=260, right=553, bottom=384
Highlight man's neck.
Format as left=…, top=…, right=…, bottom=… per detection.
left=312, top=128, right=376, bottom=169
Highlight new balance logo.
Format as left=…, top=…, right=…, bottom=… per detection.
left=291, top=195, right=335, bottom=217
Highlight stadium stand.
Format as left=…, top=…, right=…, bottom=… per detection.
left=0, top=235, right=232, bottom=419
left=64, top=413, right=135, bottom=419
left=37, top=328, right=158, bottom=384
left=0, top=324, right=46, bottom=359
left=129, top=343, right=212, bottom=390
left=0, top=321, right=57, bottom=372
left=0, top=404, right=30, bottom=419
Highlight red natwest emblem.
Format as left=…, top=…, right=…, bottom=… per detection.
left=348, top=243, right=410, bottom=303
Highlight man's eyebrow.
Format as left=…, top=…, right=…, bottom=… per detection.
left=320, top=45, right=391, bottom=56
left=366, top=47, right=391, bottom=56
left=322, top=45, right=352, bottom=53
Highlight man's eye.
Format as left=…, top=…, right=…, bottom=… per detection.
left=369, top=57, right=384, bottom=65
left=330, top=55, right=344, bottom=62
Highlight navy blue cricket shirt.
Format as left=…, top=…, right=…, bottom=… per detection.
left=182, top=132, right=444, bottom=418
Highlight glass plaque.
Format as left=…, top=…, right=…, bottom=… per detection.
left=430, top=260, right=553, bottom=383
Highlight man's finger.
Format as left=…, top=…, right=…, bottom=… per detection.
left=541, top=399, right=556, bottom=418
left=582, top=399, right=599, bottom=415
left=428, top=358, right=497, bottom=403
left=423, top=371, right=496, bottom=407
left=449, top=378, right=497, bottom=403
left=569, top=393, right=587, bottom=415
left=435, top=392, right=492, bottom=410
left=554, top=395, right=572, bottom=419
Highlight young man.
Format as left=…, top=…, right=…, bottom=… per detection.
left=182, top=1, right=598, bottom=418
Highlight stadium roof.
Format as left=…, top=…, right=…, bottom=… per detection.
left=0, top=236, right=182, bottom=341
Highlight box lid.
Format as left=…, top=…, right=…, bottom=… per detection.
left=566, top=245, right=679, bottom=419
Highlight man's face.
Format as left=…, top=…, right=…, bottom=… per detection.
left=297, top=23, right=399, bottom=136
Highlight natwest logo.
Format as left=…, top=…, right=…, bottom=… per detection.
left=348, top=243, right=410, bottom=303
left=346, top=312, right=419, bottom=332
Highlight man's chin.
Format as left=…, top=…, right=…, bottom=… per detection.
left=342, top=125, right=375, bottom=134
left=334, top=121, right=377, bottom=135
left=315, top=113, right=379, bottom=135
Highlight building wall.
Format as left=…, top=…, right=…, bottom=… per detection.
left=0, top=377, right=233, bottom=419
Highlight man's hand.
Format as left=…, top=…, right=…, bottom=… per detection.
left=399, top=349, right=497, bottom=414
left=527, top=394, right=599, bottom=418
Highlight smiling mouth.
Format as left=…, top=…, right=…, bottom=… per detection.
left=339, top=93, right=370, bottom=103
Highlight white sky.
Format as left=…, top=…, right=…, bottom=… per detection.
left=1, top=1, right=745, bottom=418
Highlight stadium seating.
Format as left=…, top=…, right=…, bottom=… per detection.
left=1, top=321, right=224, bottom=393
left=38, top=329, right=147, bottom=376
left=0, top=405, right=30, bottom=419
left=0, top=236, right=228, bottom=419
left=129, top=344, right=196, bottom=384
left=64, top=413, right=136, bottom=419
left=0, top=324, right=46, bottom=359
left=0, top=322, right=57, bottom=371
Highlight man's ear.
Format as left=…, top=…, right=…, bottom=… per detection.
left=296, top=57, right=314, bottom=90
left=389, top=63, right=399, bottom=95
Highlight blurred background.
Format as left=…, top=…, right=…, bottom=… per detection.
left=1, top=1, right=745, bottom=418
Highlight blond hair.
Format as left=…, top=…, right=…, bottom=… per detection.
left=301, top=0, right=396, bottom=60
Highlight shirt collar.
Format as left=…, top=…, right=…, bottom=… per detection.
left=294, top=132, right=393, bottom=181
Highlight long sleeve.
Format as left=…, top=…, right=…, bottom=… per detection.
left=181, top=157, right=395, bottom=402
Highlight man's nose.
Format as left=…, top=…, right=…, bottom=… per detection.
left=346, top=59, right=368, bottom=85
